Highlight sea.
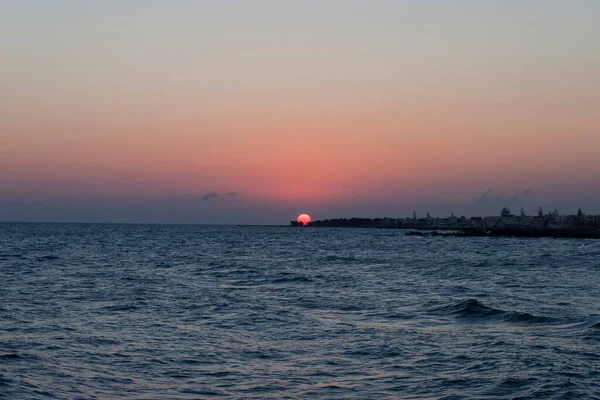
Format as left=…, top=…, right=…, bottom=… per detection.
left=1, top=223, right=599, bottom=399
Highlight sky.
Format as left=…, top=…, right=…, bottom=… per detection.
left=1, top=0, right=599, bottom=224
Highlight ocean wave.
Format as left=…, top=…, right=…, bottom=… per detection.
left=100, top=304, right=139, bottom=312
left=433, top=299, right=552, bottom=323
left=0, top=253, right=24, bottom=259
left=270, top=275, right=313, bottom=284
left=0, top=353, right=22, bottom=359
left=575, top=317, right=600, bottom=329
left=580, top=316, right=600, bottom=329
left=323, top=255, right=360, bottom=263
left=558, top=316, right=600, bottom=330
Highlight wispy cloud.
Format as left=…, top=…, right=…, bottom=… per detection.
left=198, top=191, right=244, bottom=201
left=163, top=191, right=244, bottom=203
left=201, top=191, right=220, bottom=201
left=475, top=188, right=494, bottom=204
left=469, top=188, right=535, bottom=215
left=509, top=189, right=531, bottom=202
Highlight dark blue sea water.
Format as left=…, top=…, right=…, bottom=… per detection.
left=1, top=223, right=599, bottom=399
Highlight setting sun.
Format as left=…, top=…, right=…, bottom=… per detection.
left=297, top=213, right=312, bottom=226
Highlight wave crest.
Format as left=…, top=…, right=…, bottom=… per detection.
left=435, top=299, right=552, bottom=324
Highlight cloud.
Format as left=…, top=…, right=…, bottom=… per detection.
left=162, top=191, right=245, bottom=204
left=475, top=188, right=494, bottom=204
left=508, top=189, right=532, bottom=202
left=474, top=188, right=532, bottom=205
left=201, top=191, right=220, bottom=201
left=467, top=188, right=536, bottom=216
left=199, top=191, right=243, bottom=201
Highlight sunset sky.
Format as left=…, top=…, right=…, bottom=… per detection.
left=1, top=1, right=599, bottom=224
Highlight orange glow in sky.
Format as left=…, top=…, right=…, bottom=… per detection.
left=1, top=2, right=599, bottom=223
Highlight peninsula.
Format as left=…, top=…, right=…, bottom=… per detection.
left=290, top=207, right=600, bottom=239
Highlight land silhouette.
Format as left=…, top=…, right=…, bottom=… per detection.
left=291, top=207, right=600, bottom=239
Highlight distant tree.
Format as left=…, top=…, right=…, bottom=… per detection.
left=412, top=211, right=417, bottom=220
left=501, top=207, right=512, bottom=217
left=553, top=209, right=559, bottom=216
left=450, top=212, right=455, bottom=218
left=520, top=207, right=526, bottom=217
left=577, top=208, right=583, bottom=217
left=538, top=206, right=543, bottom=217
left=426, top=212, right=431, bottom=219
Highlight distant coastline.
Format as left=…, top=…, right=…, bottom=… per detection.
left=290, top=208, right=600, bottom=239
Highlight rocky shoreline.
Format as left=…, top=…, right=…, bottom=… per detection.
left=406, top=228, right=600, bottom=239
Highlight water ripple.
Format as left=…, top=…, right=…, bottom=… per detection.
left=1, top=223, right=599, bottom=399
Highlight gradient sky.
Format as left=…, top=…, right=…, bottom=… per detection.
left=1, top=1, right=599, bottom=224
